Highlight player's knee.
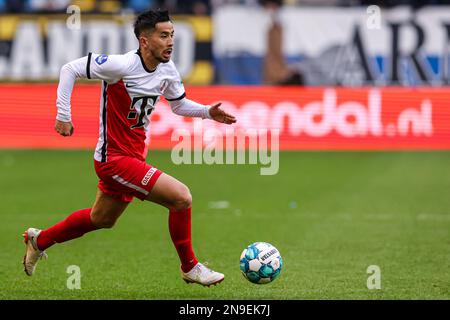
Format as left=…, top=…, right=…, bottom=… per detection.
left=99, top=219, right=117, bottom=229
left=172, top=185, right=192, bottom=211
left=91, top=214, right=117, bottom=229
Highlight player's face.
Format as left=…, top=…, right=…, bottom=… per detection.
left=147, top=21, right=174, bottom=63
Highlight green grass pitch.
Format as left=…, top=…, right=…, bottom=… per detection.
left=0, top=150, right=449, bottom=299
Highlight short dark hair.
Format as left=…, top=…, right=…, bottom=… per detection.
left=133, top=10, right=171, bottom=39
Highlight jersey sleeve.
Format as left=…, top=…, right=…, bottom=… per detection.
left=168, top=98, right=212, bottom=119
left=56, top=56, right=89, bottom=122
left=163, top=63, right=186, bottom=102
left=86, top=52, right=130, bottom=83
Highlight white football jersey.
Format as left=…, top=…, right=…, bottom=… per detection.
left=86, top=50, right=185, bottom=162
left=56, top=49, right=210, bottom=163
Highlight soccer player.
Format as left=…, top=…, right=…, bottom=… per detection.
left=22, top=10, right=236, bottom=287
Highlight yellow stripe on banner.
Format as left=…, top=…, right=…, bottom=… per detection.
left=0, top=16, right=49, bottom=39
left=98, top=0, right=122, bottom=13
left=72, top=0, right=96, bottom=12
left=38, top=16, right=49, bottom=37
left=173, top=16, right=212, bottom=42
left=0, top=16, right=18, bottom=40
left=184, top=61, right=214, bottom=85
left=0, top=14, right=212, bottom=41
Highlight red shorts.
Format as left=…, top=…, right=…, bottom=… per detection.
left=94, top=156, right=163, bottom=203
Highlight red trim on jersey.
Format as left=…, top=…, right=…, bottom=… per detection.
left=104, top=80, right=147, bottom=161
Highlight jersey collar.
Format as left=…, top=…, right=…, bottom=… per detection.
left=136, top=49, right=157, bottom=73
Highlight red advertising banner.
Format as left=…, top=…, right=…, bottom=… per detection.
left=0, top=84, right=449, bottom=150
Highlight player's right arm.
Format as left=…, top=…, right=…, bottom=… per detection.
left=55, top=56, right=86, bottom=136
left=55, top=53, right=129, bottom=136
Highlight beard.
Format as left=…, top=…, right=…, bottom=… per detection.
left=158, top=56, right=170, bottom=63
left=152, top=49, right=170, bottom=63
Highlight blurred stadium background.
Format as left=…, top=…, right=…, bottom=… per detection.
left=1, top=0, right=449, bottom=300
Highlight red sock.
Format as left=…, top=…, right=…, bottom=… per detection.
left=36, top=208, right=98, bottom=251
left=168, top=207, right=198, bottom=273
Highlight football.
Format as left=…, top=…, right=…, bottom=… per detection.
left=240, top=242, right=283, bottom=284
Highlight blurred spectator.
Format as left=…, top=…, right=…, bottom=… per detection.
left=359, top=0, right=450, bottom=8
left=125, top=0, right=157, bottom=12
left=3, top=0, right=30, bottom=12
left=161, top=0, right=211, bottom=15
left=211, top=0, right=260, bottom=12
left=29, top=0, right=71, bottom=12
left=190, top=0, right=211, bottom=15
left=1, top=0, right=450, bottom=14
left=297, top=0, right=450, bottom=5
left=261, top=0, right=304, bottom=85
left=294, top=0, right=343, bottom=5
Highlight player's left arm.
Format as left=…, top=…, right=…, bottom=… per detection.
left=207, top=102, right=237, bottom=125
left=168, top=98, right=236, bottom=125
left=164, top=62, right=236, bottom=125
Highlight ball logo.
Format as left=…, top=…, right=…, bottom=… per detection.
left=260, top=248, right=278, bottom=262
left=141, top=167, right=157, bottom=186
left=271, top=259, right=280, bottom=269
left=95, top=55, right=108, bottom=65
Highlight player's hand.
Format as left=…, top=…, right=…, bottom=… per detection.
left=208, top=103, right=237, bottom=125
left=55, top=120, right=74, bottom=137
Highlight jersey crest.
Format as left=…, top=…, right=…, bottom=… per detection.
left=95, top=55, right=108, bottom=65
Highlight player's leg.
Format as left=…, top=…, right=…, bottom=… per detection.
left=145, top=173, right=225, bottom=286
left=23, top=190, right=128, bottom=276
left=36, top=190, right=128, bottom=248
left=90, top=189, right=129, bottom=228
left=145, top=173, right=196, bottom=270
left=144, top=173, right=192, bottom=211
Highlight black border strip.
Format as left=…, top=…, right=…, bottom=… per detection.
left=166, top=92, right=186, bottom=101
left=87, top=52, right=92, bottom=79
left=0, top=300, right=440, bottom=318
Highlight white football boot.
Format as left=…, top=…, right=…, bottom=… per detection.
left=181, top=262, right=225, bottom=287
left=22, top=228, right=48, bottom=276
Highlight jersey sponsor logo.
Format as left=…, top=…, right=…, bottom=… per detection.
left=141, top=167, right=157, bottom=186
left=95, top=54, right=108, bottom=65
left=127, top=96, right=158, bottom=129
left=125, top=82, right=138, bottom=88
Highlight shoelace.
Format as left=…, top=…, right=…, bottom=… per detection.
left=38, top=251, right=48, bottom=260
left=31, top=240, right=48, bottom=260
left=197, top=262, right=214, bottom=275
left=30, top=234, right=48, bottom=259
